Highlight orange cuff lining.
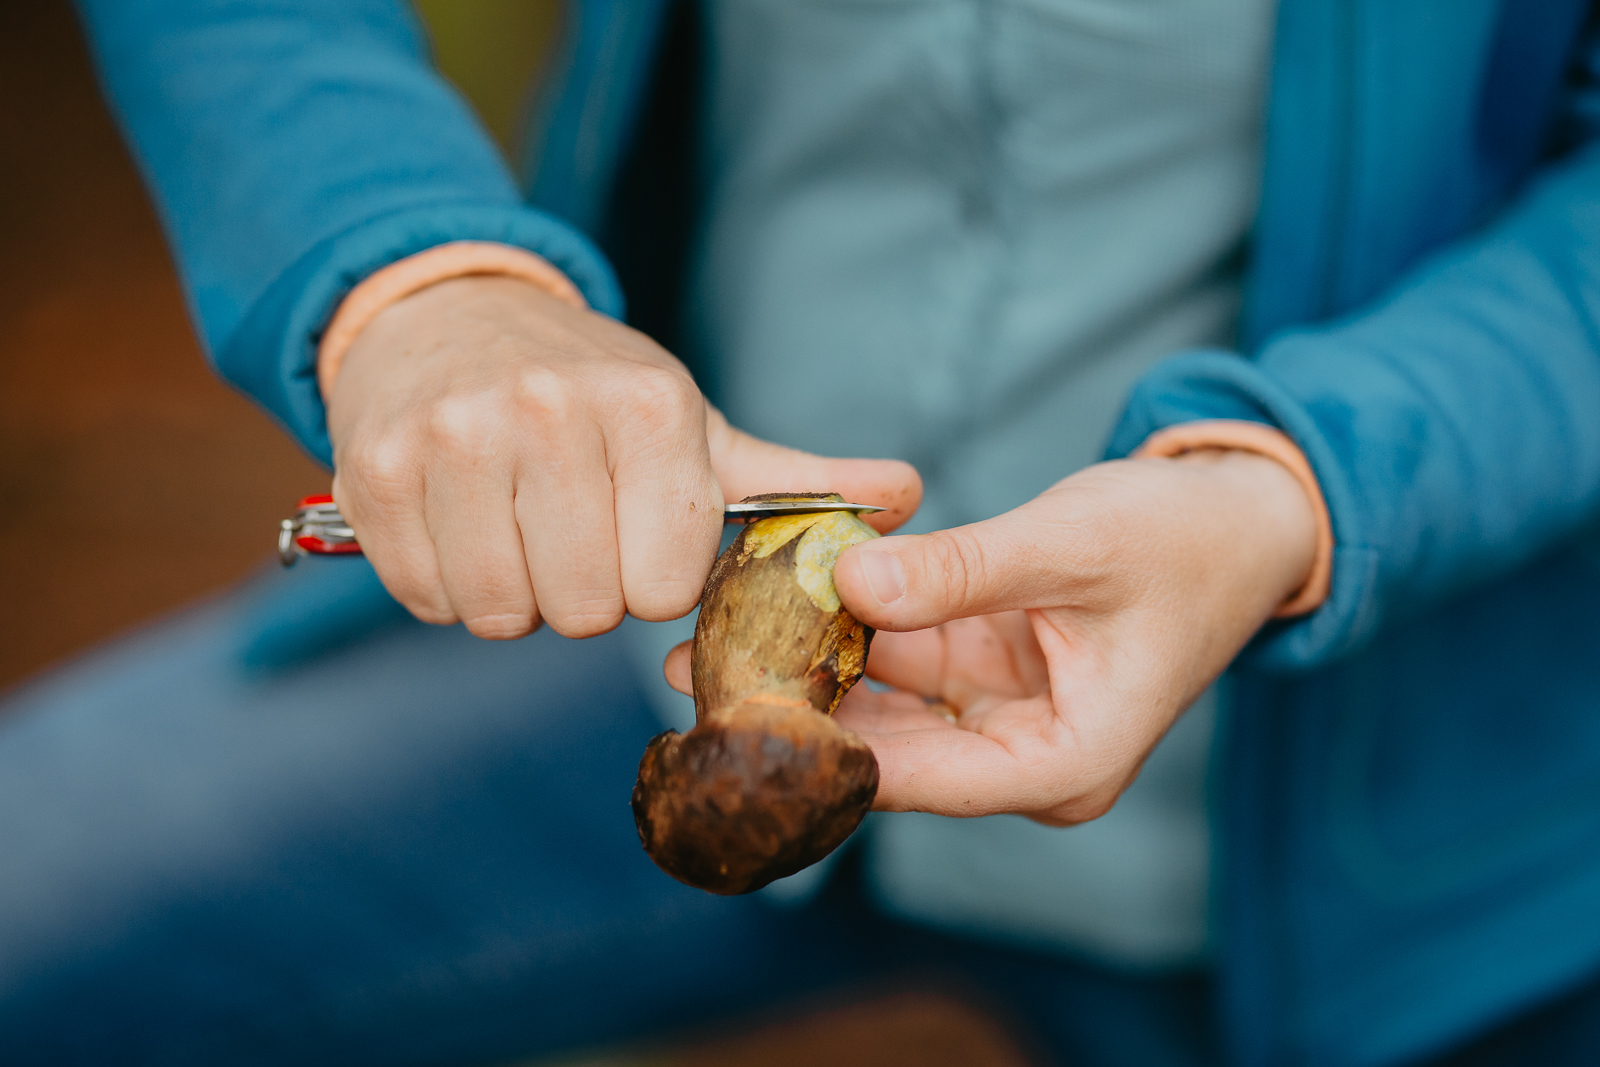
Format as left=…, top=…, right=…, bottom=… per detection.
left=316, top=240, right=588, bottom=401
left=1134, top=419, right=1334, bottom=618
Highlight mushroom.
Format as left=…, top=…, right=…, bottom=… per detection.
left=631, top=494, right=881, bottom=895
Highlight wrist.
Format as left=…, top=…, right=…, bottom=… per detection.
left=322, top=275, right=564, bottom=455
left=1178, top=449, right=1319, bottom=612
left=317, top=241, right=586, bottom=403
left=1135, top=419, right=1332, bottom=617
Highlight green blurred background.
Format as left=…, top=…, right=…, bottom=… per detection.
left=413, top=0, right=560, bottom=157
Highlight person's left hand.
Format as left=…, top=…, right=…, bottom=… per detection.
left=665, top=448, right=1317, bottom=825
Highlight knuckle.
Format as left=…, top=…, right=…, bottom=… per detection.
left=624, top=578, right=702, bottom=623
left=623, top=367, right=701, bottom=434
left=426, top=396, right=499, bottom=459
left=402, top=597, right=458, bottom=627
left=347, top=439, right=416, bottom=500
left=365, top=555, right=449, bottom=622
left=511, top=366, right=577, bottom=425
left=930, top=528, right=986, bottom=607
left=462, top=611, right=538, bottom=641
left=543, top=597, right=626, bottom=639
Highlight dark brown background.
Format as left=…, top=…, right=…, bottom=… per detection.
left=0, top=1, right=326, bottom=690
left=0, top=1, right=563, bottom=694
left=0, top=3, right=1025, bottom=1063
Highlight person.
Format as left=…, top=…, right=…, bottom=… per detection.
left=5, top=0, right=1600, bottom=1063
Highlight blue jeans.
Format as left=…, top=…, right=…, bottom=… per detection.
left=0, top=567, right=1592, bottom=1066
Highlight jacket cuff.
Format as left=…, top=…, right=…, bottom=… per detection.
left=1109, top=349, right=1380, bottom=671
left=214, top=201, right=624, bottom=467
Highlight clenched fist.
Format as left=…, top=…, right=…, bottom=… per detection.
left=324, top=275, right=921, bottom=639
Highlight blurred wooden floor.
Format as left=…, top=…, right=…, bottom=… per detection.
left=531, top=990, right=1032, bottom=1067
left=0, top=4, right=1031, bottom=1064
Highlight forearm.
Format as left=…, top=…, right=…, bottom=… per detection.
left=74, top=0, right=512, bottom=353
left=72, top=0, right=621, bottom=463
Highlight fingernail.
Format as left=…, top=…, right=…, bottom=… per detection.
left=857, top=548, right=906, bottom=605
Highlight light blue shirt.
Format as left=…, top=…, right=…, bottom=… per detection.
left=627, top=0, right=1276, bottom=969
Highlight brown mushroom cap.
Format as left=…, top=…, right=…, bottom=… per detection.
left=631, top=698, right=879, bottom=895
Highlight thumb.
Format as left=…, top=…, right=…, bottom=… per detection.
left=834, top=509, right=1066, bottom=631
left=705, top=406, right=922, bottom=533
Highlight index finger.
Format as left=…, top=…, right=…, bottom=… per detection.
left=608, top=374, right=726, bottom=622
left=859, top=723, right=1044, bottom=818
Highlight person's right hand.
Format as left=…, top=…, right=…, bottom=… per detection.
left=324, top=275, right=921, bottom=640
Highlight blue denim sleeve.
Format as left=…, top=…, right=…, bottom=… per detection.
left=1108, top=138, right=1600, bottom=671
left=72, top=0, right=623, bottom=465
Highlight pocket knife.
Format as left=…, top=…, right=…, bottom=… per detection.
left=277, top=495, right=884, bottom=567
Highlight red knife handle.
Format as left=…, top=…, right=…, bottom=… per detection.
left=278, top=495, right=362, bottom=566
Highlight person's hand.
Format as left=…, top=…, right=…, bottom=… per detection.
left=324, top=275, right=920, bottom=639
left=662, top=449, right=1313, bottom=824
left=825, top=450, right=1317, bottom=824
